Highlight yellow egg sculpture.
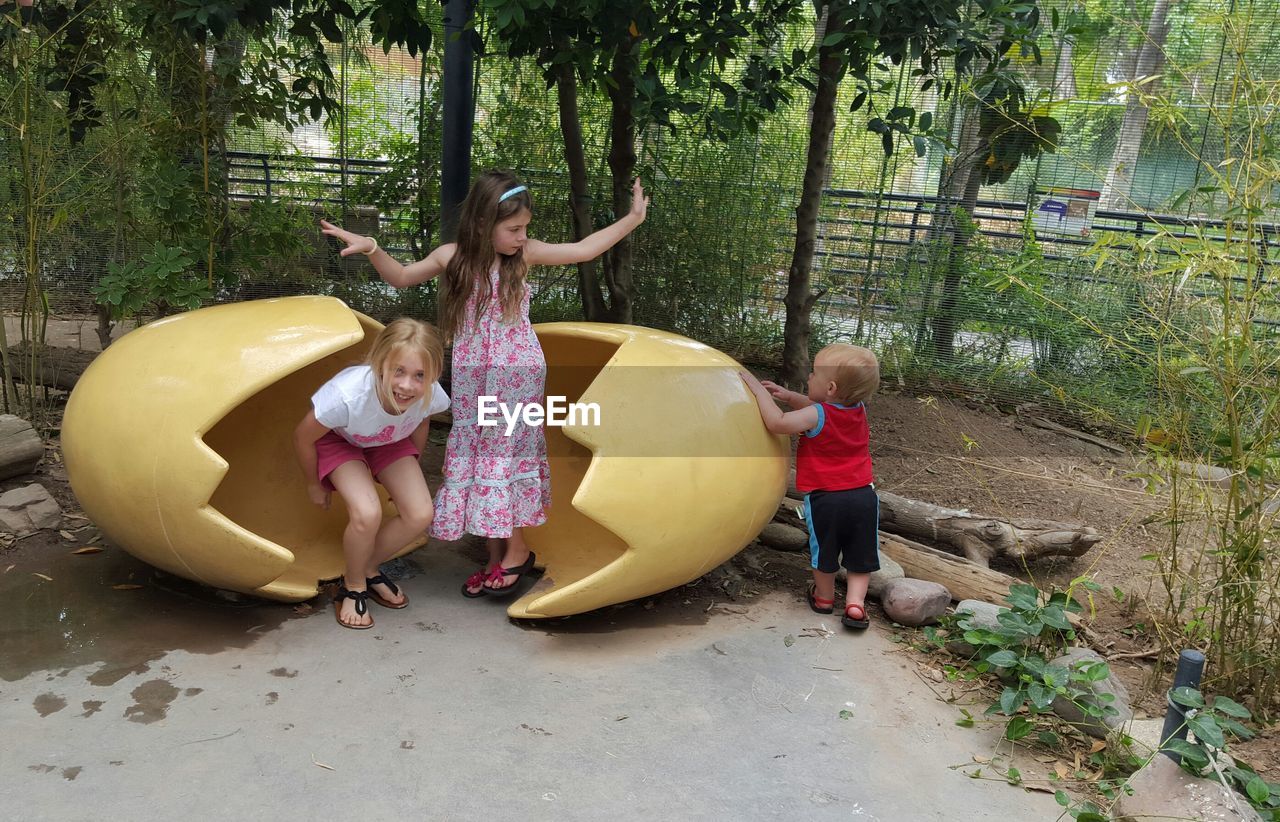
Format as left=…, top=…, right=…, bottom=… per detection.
left=514, top=323, right=788, bottom=619
left=62, top=299, right=789, bottom=615
left=62, top=296, right=407, bottom=601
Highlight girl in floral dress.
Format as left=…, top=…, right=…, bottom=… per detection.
left=321, top=170, right=647, bottom=596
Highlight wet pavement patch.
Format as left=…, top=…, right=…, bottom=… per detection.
left=122, top=679, right=180, bottom=724
left=61, top=766, right=82, bottom=781
left=268, top=667, right=297, bottom=678
left=33, top=692, right=67, bottom=716
left=80, top=700, right=103, bottom=717
left=2, top=541, right=301, bottom=684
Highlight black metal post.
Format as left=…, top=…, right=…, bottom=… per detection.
left=1160, top=649, right=1206, bottom=763
left=441, top=0, right=476, bottom=243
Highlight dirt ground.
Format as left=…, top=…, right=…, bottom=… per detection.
left=3, top=328, right=1276, bottom=784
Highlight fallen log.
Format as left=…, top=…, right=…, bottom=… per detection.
left=760, top=514, right=1084, bottom=618
left=877, top=490, right=1101, bottom=568
left=0, top=414, right=43, bottom=480
left=780, top=485, right=1101, bottom=568
left=760, top=513, right=1023, bottom=605
left=6, top=343, right=97, bottom=391
left=876, top=533, right=1022, bottom=605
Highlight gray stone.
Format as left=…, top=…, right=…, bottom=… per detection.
left=1049, top=647, right=1134, bottom=738
left=0, top=482, right=61, bottom=536
left=945, top=599, right=1007, bottom=656
left=865, top=555, right=905, bottom=600
left=881, top=578, right=951, bottom=626
left=1113, top=753, right=1262, bottom=822
left=757, top=521, right=808, bottom=552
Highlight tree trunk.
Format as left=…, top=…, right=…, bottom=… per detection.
left=928, top=150, right=983, bottom=362
left=604, top=41, right=637, bottom=324
left=0, top=414, right=44, bottom=480
left=6, top=343, right=96, bottom=391
left=877, top=490, right=1102, bottom=567
left=1101, top=0, right=1174, bottom=210
left=1054, top=34, right=1078, bottom=100
left=779, top=5, right=845, bottom=388
left=556, top=63, right=607, bottom=321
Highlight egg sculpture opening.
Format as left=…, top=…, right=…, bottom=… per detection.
left=62, top=297, right=789, bottom=616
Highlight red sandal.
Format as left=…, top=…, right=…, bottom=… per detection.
left=842, top=602, right=870, bottom=630
left=806, top=584, right=834, bottom=615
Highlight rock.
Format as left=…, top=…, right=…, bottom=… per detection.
left=757, top=522, right=808, bottom=552
left=1123, top=717, right=1167, bottom=756
left=0, top=482, right=62, bottom=536
left=945, top=599, right=1006, bottom=656
left=1112, top=754, right=1262, bottom=822
left=1049, top=647, right=1133, bottom=738
left=881, top=578, right=951, bottom=626
left=865, top=555, right=905, bottom=600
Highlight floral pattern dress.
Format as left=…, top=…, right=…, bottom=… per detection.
left=431, top=270, right=551, bottom=540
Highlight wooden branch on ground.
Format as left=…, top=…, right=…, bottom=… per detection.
left=877, top=490, right=1102, bottom=568
left=6, top=343, right=97, bottom=391
left=876, top=533, right=1023, bottom=605
left=0, top=415, right=43, bottom=480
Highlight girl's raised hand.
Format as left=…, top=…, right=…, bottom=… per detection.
left=319, top=219, right=375, bottom=257
left=630, top=177, right=649, bottom=223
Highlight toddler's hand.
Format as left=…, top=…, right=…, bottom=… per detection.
left=759, top=380, right=790, bottom=401
left=307, top=482, right=331, bottom=510
left=319, top=219, right=375, bottom=257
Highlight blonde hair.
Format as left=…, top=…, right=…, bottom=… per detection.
left=816, top=344, right=880, bottom=405
left=366, top=318, right=444, bottom=411
left=439, top=169, right=531, bottom=343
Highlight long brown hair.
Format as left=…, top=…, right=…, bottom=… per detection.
left=366, top=318, right=445, bottom=412
left=439, top=170, right=531, bottom=342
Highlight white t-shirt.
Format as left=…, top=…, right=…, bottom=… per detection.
left=311, top=365, right=450, bottom=447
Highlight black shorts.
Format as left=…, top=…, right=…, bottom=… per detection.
left=803, top=485, right=880, bottom=574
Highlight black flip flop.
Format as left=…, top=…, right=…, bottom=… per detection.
left=366, top=574, right=408, bottom=609
left=483, top=552, right=537, bottom=599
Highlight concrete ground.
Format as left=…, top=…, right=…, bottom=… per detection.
left=1, top=542, right=1061, bottom=821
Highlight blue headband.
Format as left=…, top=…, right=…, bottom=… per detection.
left=498, top=185, right=527, bottom=203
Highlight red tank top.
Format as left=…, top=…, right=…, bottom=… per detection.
left=795, top=402, right=874, bottom=492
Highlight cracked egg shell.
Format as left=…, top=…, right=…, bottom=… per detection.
left=510, top=322, right=789, bottom=619
left=62, top=296, right=415, bottom=601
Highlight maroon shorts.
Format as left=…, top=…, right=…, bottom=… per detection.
left=315, top=431, right=421, bottom=491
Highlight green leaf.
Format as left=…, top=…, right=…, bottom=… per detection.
left=955, top=708, right=975, bottom=728
left=1170, top=687, right=1205, bottom=709
left=986, top=650, right=1019, bottom=668
left=1163, top=738, right=1208, bottom=768
left=839, top=709, right=854, bottom=720
left=1209, top=696, right=1251, bottom=719
left=1246, top=776, right=1270, bottom=805
left=1000, top=686, right=1023, bottom=715
left=1005, top=716, right=1034, bottom=740
left=1039, top=730, right=1060, bottom=747
left=1005, top=584, right=1040, bottom=611
left=1187, top=714, right=1225, bottom=749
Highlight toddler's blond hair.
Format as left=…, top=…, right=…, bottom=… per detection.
left=816, top=343, right=879, bottom=405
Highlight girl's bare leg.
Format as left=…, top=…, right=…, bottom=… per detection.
left=366, top=457, right=434, bottom=606
left=327, top=462, right=382, bottom=627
